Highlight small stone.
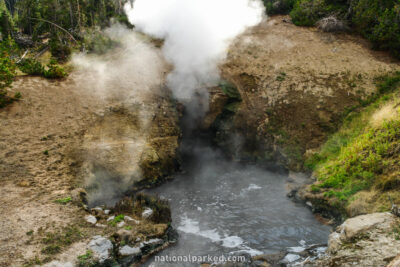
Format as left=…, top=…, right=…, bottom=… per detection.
left=124, top=216, right=140, bottom=224
left=107, top=216, right=115, bottom=222
left=104, top=209, right=111, bottom=215
left=85, top=215, right=97, bottom=225
left=143, top=238, right=163, bottom=246
left=136, top=237, right=141, bottom=242
left=95, top=223, right=107, bottom=228
left=88, top=236, right=113, bottom=263
left=93, top=207, right=103, bottom=212
left=117, top=221, right=125, bottom=227
left=119, top=245, right=141, bottom=257
left=142, top=208, right=153, bottom=219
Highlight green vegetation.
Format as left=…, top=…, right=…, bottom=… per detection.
left=0, top=37, right=18, bottom=108
left=306, top=71, right=400, bottom=212
left=276, top=72, right=287, bottom=81
left=43, top=60, right=68, bottom=79
left=77, top=250, right=96, bottom=267
left=41, top=226, right=83, bottom=256
left=17, top=58, right=45, bottom=75
left=108, top=214, right=125, bottom=226
left=54, top=196, right=72, bottom=204
left=263, top=0, right=295, bottom=15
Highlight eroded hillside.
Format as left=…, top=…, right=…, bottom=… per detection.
left=0, top=39, right=180, bottom=266
left=218, top=15, right=398, bottom=170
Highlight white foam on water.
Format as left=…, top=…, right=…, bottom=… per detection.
left=178, top=215, right=221, bottom=242
left=221, top=236, right=244, bottom=248
left=247, top=184, right=262, bottom=190
left=178, top=215, right=262, bottom=256
left=287, top=246, right=305, bottom=253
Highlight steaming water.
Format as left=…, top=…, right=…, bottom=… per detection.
left=144, top=141, right=331, bottom=266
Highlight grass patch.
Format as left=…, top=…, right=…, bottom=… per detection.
left=40, top=225, right=83, bottom=256
left=77, top=250, right=96, bottom=267
left=305, top=72, right=400, bottom=210
left=54, top=196, right=72, bottom=205
left=108, top=214, right=125, bottom=227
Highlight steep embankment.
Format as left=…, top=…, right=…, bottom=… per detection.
left=217, top=15, right=398, bottom=170
left=0, top=41, right=180, bottom=266
left=299, top=72, right=400, bottom=219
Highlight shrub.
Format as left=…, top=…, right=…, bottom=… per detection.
left=0, top=40, right=17, bottom=108
left=43, top=60, right=67, bottom=79
left=263, top=0, right=296, bottom=15
left=18, top=58, right=45, bottom=75
left=83, top=31, right=119, bottom=54
left=290, top=0, right=326, bottom=26
left=316, top=16, right=348, bottom=32
left=49, top=38, right=71, bottom=63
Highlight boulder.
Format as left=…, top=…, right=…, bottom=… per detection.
left=119, top=245, right=141, bottom=257
left=88, top=236, right=113, bottom=263
left=315, top=212, right=400, bottom=266
left=336, top=212, right=394, bottom=241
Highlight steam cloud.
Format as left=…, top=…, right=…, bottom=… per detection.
left=124, top=0, right=265, bottom=103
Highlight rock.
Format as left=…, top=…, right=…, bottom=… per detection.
left=119, top=245, right=141, bottom=257
left=124, top=215, right=140, bottom=224
left=388, top=255, right=400, bottom=267
left=142, top=208, right=153, bottom=219
left=85, top=215, right=97, bottom=225
left=104, top=209, right=111, bottom=215
left=142, top=238, right=164, bottom=247
left=43, top=261, right=74, bottom=267
left=337, top=212, right=393, bottom=241
left=96, top=223, right=107, bottom=228
left=88, top=236, right=113, bottom=263
left=93, top=207, right=103, bottom=212
left=117, top=221, right=125, bottom=227
left=316, top=212, right=400, bottom=266
left=107, top=216, right=115, bottom=222
left=252, top=252, right=286, bottom=266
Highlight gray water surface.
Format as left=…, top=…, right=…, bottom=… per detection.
left=145, top=145, right=330, bottom=266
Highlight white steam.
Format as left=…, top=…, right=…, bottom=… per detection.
left=124, top=0, right=265, bottom=102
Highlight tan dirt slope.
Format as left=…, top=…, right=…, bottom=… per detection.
left=220, top=15, right=399, bottom=170
left=0, top=66, right=179, bottom=265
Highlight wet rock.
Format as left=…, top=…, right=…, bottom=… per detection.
left=143, top=238, right=164, bottom=246
left=85, top=215, right=97, bottom=225
left=142, top=208, right=153, bottom=219
left=119, top=245, right=141, bottom=256
left=88, top=236, right=113, bottom=263
left=252, top=251, right=286, bottom=266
